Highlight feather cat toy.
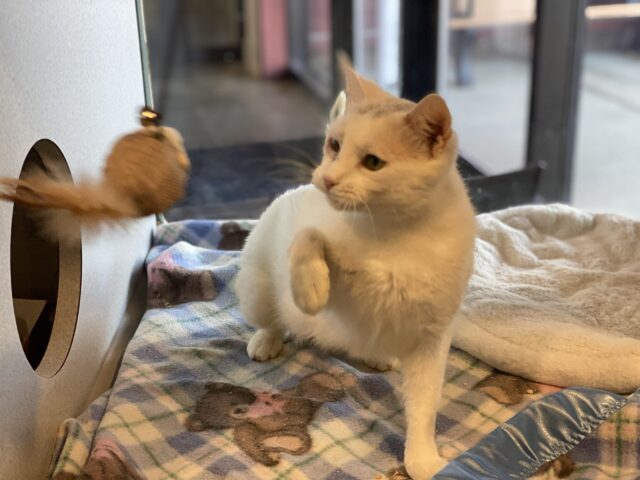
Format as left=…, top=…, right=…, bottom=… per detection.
left=0, top=108, right=190, bottom=242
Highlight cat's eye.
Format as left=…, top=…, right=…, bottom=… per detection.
left=328, top=137, right=340, bottom=153
left=362, top=154, right=386, bottom=171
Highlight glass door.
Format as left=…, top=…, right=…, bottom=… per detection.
left=572, top=1, right=640, bottom=218
left=353, top=0, right=401, bottom=95
left=442, top=0, right=537, bottom=175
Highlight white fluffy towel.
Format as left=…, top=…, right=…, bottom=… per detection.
left=454, top=204, right=640, bottom=393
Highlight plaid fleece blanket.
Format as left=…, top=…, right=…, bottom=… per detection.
left=50, top=220, right=639, bottom=480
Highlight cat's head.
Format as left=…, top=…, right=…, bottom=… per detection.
left=311, top=55, right=458, bottom=218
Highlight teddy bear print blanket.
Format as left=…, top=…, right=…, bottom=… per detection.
left=50, top=213, right=639, bottom=479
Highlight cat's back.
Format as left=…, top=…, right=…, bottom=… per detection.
left=251, top=183, right=331, bottom=232
left=240, top=184, right=336, bottom=264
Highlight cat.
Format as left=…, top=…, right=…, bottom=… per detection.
left=234, top=56, right=476, bottom=480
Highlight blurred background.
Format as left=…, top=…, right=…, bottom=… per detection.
left=139, top=0, right=640, bottom=220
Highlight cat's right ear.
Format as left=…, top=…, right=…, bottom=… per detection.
left=406, top=93, right=453, bottom=156
left=329, top=91, right=346, bottom=122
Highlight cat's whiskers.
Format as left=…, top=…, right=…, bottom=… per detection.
left=336, top=197, right=349, bottom=214
left=334, top=195, right=357, bottom=228
left=350, top=199, right=357, bottom=227
left=333, top=194, right=350, bottom=213
left=361, top=197, right=378, bottom=241
left=392, top=206, right=401, bottom=221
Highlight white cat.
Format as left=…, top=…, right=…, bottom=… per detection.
left=235, top=58, right=476, bottom=480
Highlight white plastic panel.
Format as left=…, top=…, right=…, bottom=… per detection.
left=0, top=2, right=153, bottom=478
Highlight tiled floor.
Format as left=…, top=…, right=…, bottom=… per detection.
left=448, top=52, right=640, bottom=218
left=573, top=52, right=640, bottom=219
left=154, top=63, right=328, bottom=150
left=446, top=52, right=640, bottom=219
left=445, top=56, right=532, bottom=176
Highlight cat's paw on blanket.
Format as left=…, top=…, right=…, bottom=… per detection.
left=247, top=329, right=283, bottom=361
left=404, top=456, right=448, bottom=480
left=290, top=257, right=330, bottom=315
left=364, top=356, right=400, bottom=372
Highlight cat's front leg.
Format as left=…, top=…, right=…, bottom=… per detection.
left=401, top=334, right=451, bottom=480
left=288, top=228, right=331, bottom=315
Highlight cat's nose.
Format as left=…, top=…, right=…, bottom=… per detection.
left=324, top=176, right=337, bottom=190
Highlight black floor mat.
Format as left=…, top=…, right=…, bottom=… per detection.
left=166, top=137, right=323, bottom=220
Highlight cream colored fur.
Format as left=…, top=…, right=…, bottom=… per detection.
left=235, top=59, right=475, bottom=479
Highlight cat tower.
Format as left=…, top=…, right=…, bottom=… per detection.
left=0, top=3, right=154, bottom=478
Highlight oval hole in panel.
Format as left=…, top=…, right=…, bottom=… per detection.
left=11, top=139, right=82, bottom=378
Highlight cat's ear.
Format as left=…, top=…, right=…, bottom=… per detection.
left=329, top=91, right=346, bottom=122
left=337, top=51, right=392, bottom=107
left=406, top=93, right=453, bottom=156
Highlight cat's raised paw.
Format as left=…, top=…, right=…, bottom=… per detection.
left=247, top=329, right=283, bottom=361
left=290, top=257, right=330, bottom=315
left=404, top=456, right=448, bottom=480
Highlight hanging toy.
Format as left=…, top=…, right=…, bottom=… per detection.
left=0, top=107, right=190, bottom=242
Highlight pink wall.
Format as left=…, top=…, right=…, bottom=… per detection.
left=309, top=0, right=331, bottom=32
left=259, top=0, right=289, bottom=77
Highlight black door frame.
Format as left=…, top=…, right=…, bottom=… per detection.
left=400, top=0, right=441, bottom=102
left=330, top=0, right=354, bottom=97
left=527, top=0, right=587, bottom=202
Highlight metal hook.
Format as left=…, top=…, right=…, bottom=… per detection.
left=139, top=106, right=162, bottom=128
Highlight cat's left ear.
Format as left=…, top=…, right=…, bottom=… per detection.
left=406, top=93, right=453, bottom=156
left=329, top=91, right=346, bottom=122
left=337, top=51, right=393, bottom=107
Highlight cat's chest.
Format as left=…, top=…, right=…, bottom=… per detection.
left=291, top=186, right=438, bottom=287
left=332, top=239, right=432, bottom=294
